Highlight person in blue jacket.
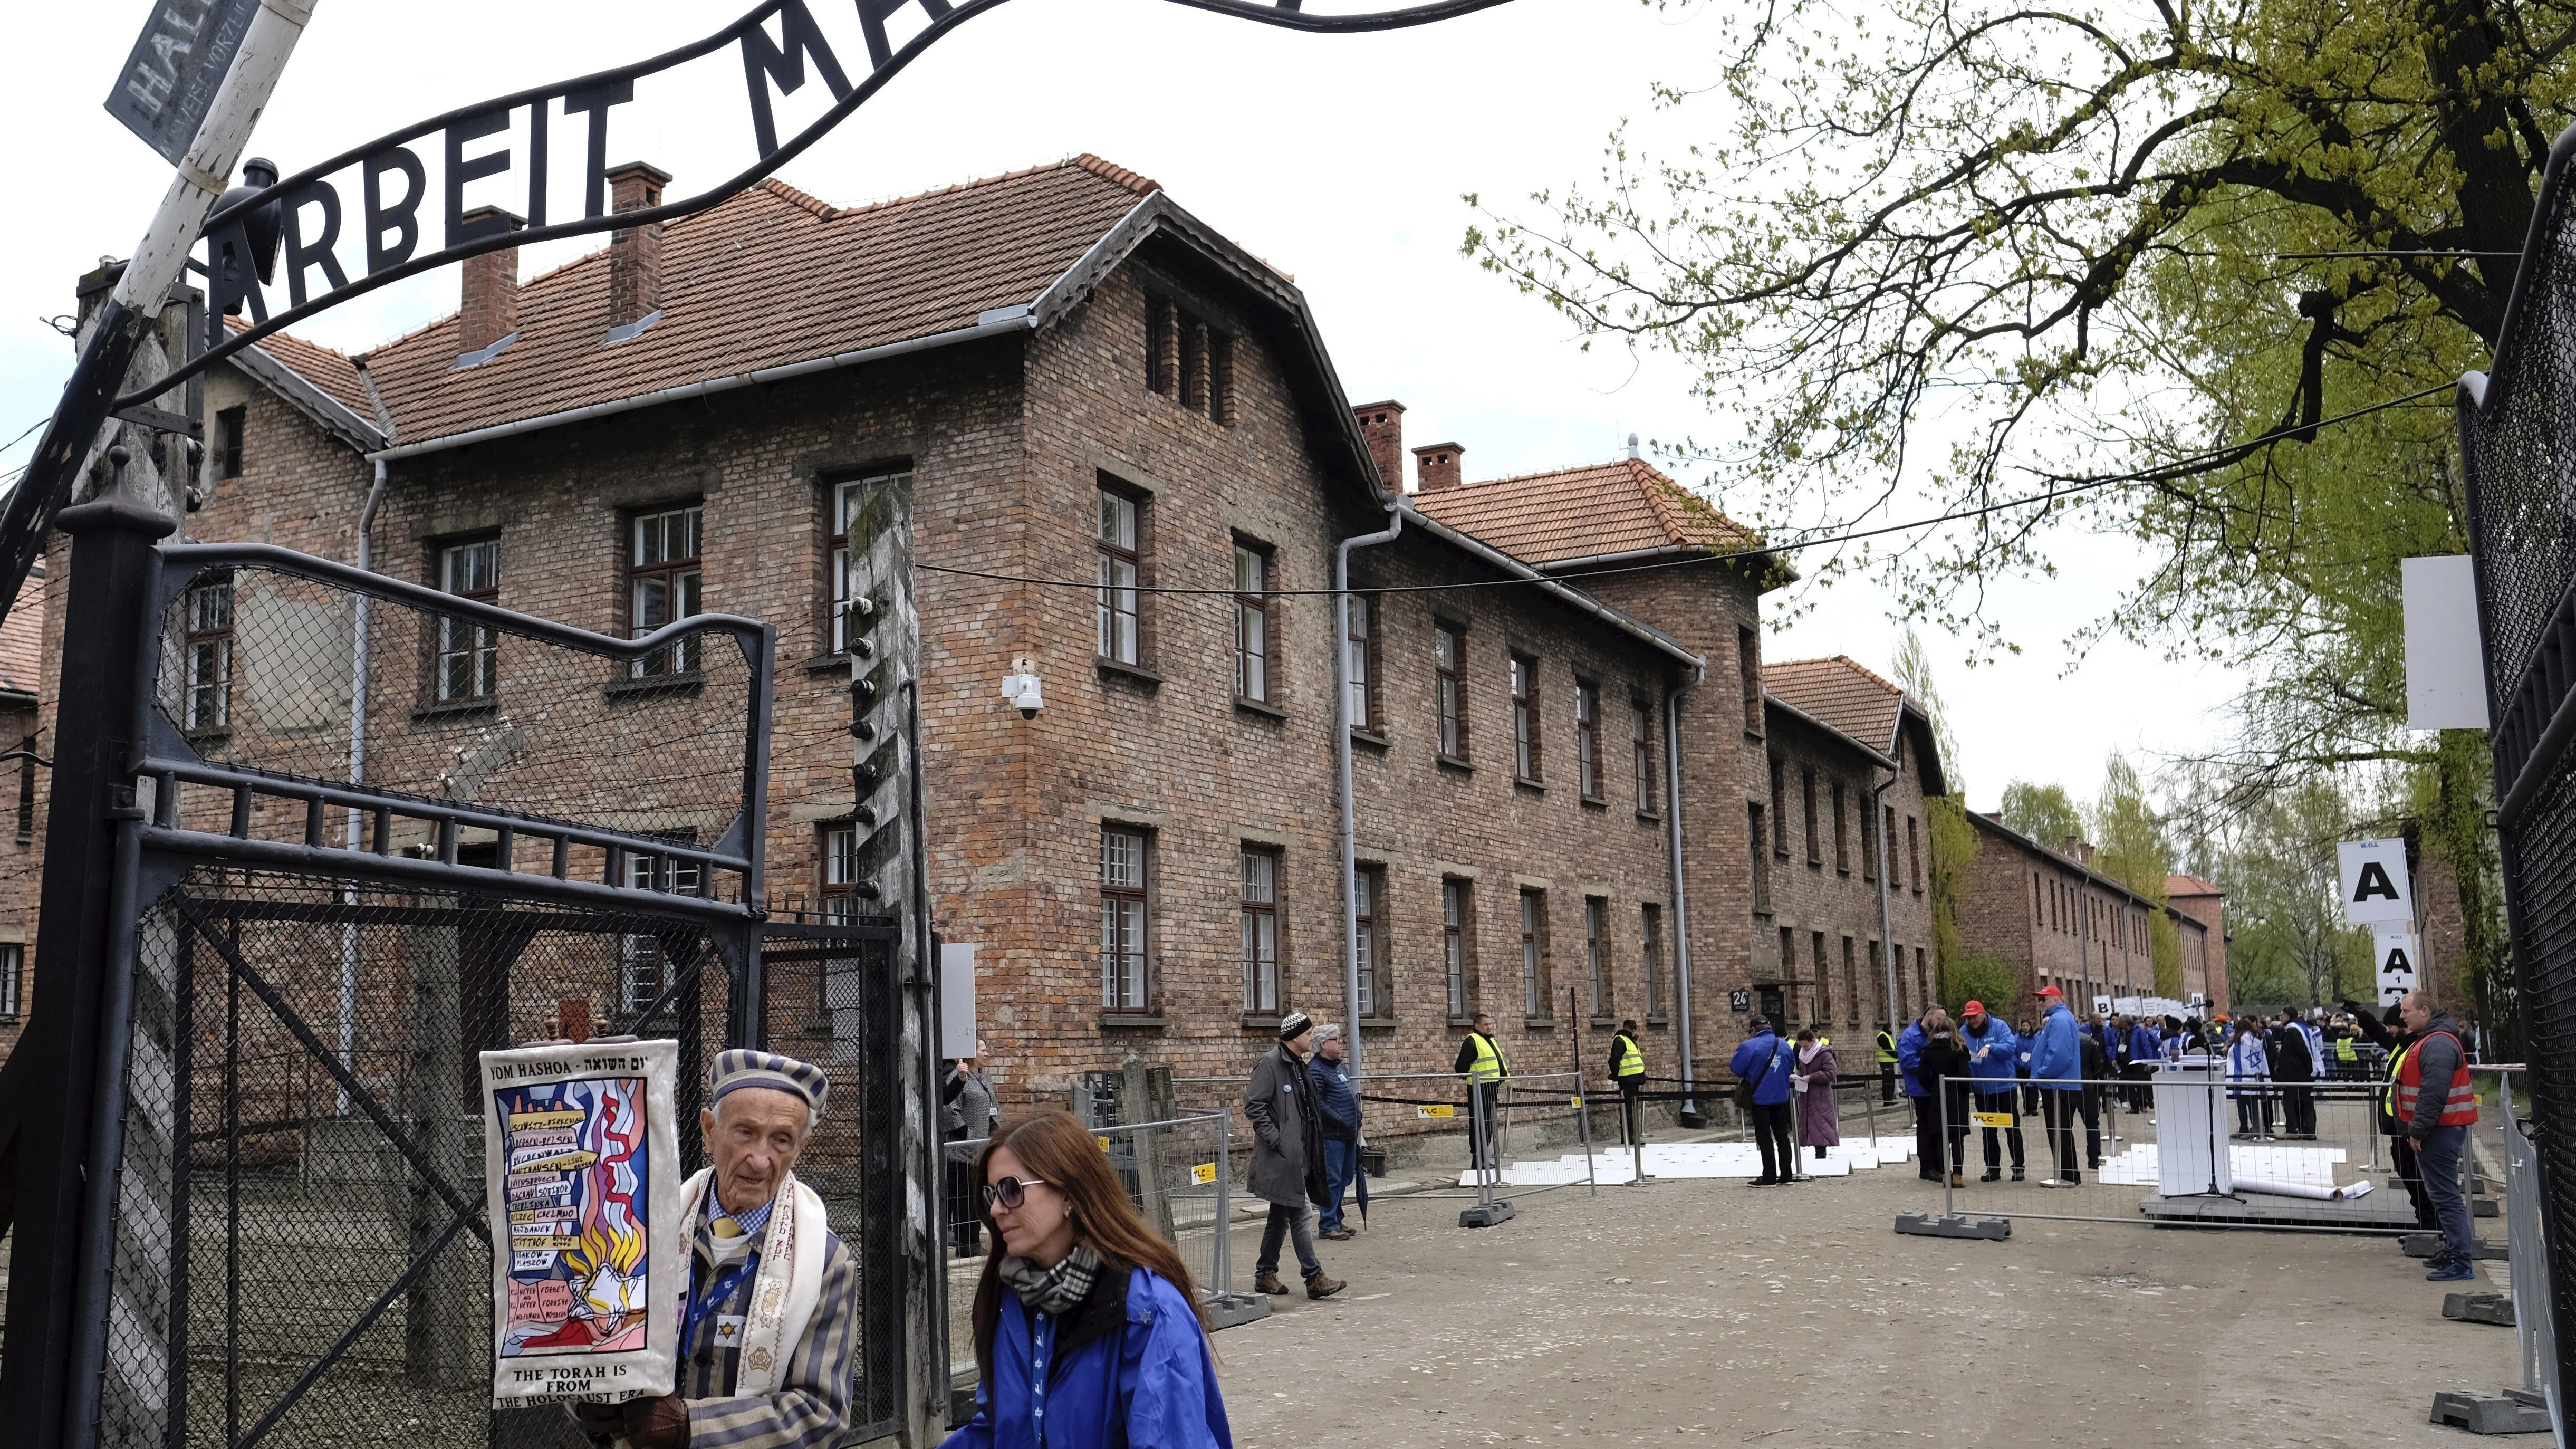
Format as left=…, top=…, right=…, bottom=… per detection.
left=2123, top=1016, right=2161, bottom=1112
left=1897, top=1013, right=1937, bottom=1182
left=945, top=1109, right=1232, bottom=1449
left=2026, top=985, right=2085, bottom=1187
left=1958, top=1001, right=2024, bottom=1182
left=1729, top=1015, right=1799, bottom=1187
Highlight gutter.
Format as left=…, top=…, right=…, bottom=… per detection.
left=367, top=313, right=1036, bottom=463
left=1873, top=695, right=1902, bottom=1045
left=1337, top=498, right=1404, bottom=1080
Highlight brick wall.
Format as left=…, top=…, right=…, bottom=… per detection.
left=1960, top=815, right=2166, bottom=1013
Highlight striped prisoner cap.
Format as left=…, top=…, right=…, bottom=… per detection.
left=709, top=1049, right=831, bottom=1121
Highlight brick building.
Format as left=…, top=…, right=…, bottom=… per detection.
left=2164, top=874, right=2232, bottom=1010
left=1958, top=810, right=2221, bottom=1012
left=17, top=153, right=1956, bottom=1118
left=0, top=562, right=43, bottom=1054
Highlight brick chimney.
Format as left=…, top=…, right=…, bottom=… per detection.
left=607, top=161, right=673, bottom=329
left=2064, top=836, right=2095, bottom=866
left=1351, top=400, right=1406, bottom=491
left=1413, top=442, right=1465, bottom=494
left=456, top=206, right=523, bottom=357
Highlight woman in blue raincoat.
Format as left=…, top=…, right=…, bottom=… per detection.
left=941, top=1109, right=1231, bottom=1449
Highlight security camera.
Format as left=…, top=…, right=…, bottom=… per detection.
left=1001, top=671, right=1043, bottom=721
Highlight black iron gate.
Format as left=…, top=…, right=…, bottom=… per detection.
left=0, top=491, right=926, bottom=1448
left=2456, top=117, right=2576, bottom=1419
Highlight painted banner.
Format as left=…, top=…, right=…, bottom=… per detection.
left=480, top=1039, right=684, bottom=1409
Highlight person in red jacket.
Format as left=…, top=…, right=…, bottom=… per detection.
left=2398, top=991, right=2480, bottom=1281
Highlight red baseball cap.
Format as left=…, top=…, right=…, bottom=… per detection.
left=2036, top=985, right=2063, bottom=999
left=1962, top=1000, right=1985, bottom=1014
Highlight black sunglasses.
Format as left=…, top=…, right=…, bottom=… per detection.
left=981, top=1175, right=1050, bottom=1211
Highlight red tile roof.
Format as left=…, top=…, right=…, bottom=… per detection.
left=355, top=158, right=1159, bottom=446
left=1410, top=457, right=1759, bottom=568
left=1765, top=656, right=1902, bottom=753
left=237, top=322, right=375, bottom=420
left=2167, top=874, right=2224, bottom=898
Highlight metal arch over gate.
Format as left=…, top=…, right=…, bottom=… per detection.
left=0, top=0, right=1524, bottom=642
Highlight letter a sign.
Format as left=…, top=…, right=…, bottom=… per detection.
left=2375, top=930, right=2421, bottom=1009
left=2338, top=838, right=2416, bottom=927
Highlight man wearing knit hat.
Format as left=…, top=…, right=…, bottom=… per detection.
left=1243, top=1011, right=1346, bottom=1300
left=571, top=1049, right=858, bottom=1449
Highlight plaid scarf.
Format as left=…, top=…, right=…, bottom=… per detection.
left=998, top=1243, right=1100, bottom=1316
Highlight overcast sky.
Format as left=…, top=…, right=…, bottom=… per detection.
left=0, top=0, right=2243, bottom=813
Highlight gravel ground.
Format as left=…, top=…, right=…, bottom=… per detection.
left=1204, top=1152, right=2522, bottom=1448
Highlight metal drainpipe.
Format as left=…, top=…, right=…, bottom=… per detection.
left=1872, top=772, right=1898, bottom=1036
left=1662, top=671, right=1703, bottom=1120
left=1337, top=499, right=1403, bottom=1082
left=338, top=458, right=386, bottom=1111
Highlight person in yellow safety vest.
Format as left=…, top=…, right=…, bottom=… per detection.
left=2397, top=990, right=2481, bottom=1280
left=1452, top=1012, right=1510, bottom=1170
left=1875, top=1024, right=1899, bottom=1106
left=1607, top=1019, right=1648, bottom=1148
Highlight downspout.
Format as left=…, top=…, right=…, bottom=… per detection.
left=1337, top=497, right=1402, bottom=1084
left=1662, top=670, right=1703, bottom=1122
left=339, top=457, right=387, bottom=1111
left=1872, top=772, right=1898, bottom=1034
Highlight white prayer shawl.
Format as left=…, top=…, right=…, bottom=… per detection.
left=677, top=1169, right=830, bottom=1397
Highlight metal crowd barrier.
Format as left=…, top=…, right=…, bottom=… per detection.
left=1898, top=1068, right=2415, bottom=1239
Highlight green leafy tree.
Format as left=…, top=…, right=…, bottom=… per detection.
left=1892, top=630, right=1982, bottom=991
left=1942, top=953, right=2026, bottom=1020
left=1998, top=782, right=2086, bottom=853
left=2089, top=754, right=2181, bottom=995
left=1468, top=0, right=2533, bottom=1017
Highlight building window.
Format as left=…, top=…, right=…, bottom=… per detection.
left=1915, top=946, right=1929, bottom=1011
left=215, top=406, right=245, bottom=479
left=1574, top=681, right=1602, bottom=800
left=1832, top=780, right=1849, bottom=873
left=435, top=537, right=499, bottom=703
left=1641, top=904, right=1665, bottom=1020
left=1842, top=936, right=1859, bottom=1026
left=0, top=943, right=20, bottom=1016
left=1802, top=768, right=1821, bottom=865
left=1748, top=804, right=1771, bottom=913
left=1097, top=488, right=1145, bottom=665
left=1771, top=755, right=1789, bottom=854
left=1356, top=866, right=1389, bottom=1016
left=1101, top=828, right=1150, bottom=1011
left=628, top=504, right=703, bottom=677
left=1520, top=889, right=1547, bottom=1018
left=830, top=471, right=910, bottom=654
left=821, top=822, right=866, bottom=922
left=1885, top=805, right=1899, bottom=882
left=1780, top=926, right=1796, bottom=995
left=1146, top=298, right=1175, bottom=394
left=1908, top=815, right=1922, bottom=894
left=1812, top=930, right=1829, bottom=1022
left=622, top=830, right=701, bottom=896
left=15, top=733, right=35, bottom=842
left=1443, top=879, right=1473, bottom=1019
left=184, top=573, right=234, bottom=732
left=1511, top=655, right=1541, bottom=782
left=1146, top=299, right=1235, bottom=423
left=1241, top=849, right=1280, bottom=1014
left=1585, top=897, right=1609, bottom=1018
left=1345, top=594, right=1378, bottom=730
left=2033, top=872, right=2043, bottom=927
left=1234, top=543, right=1273, bottom=703
left=1632, top=700, right=1655, bottom=814
left=1737, top=625, right=1760, bottom=733
left=1435, top=623, right=1467, bottom=757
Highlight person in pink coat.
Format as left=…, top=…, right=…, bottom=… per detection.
left=1791, top=1025, right=1841, bottom=1161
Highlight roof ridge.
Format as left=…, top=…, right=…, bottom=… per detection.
left=759, top=176, right=838, bottom=218
left=224, top=314, right=354, bottom=364
left=1768, top=654, right=1901, bottom=696
left=1070, top=152, right=1160, bottom=196
left=818, top=153, right=1156, bottom=223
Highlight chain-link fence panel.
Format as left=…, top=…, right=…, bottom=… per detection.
left=148, top=548, right=765, bottom=900
left=90, top=869, right=730, bottom=1449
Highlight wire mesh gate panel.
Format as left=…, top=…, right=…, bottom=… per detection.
left=1, top=535, right=912, bottom=1448
left=2456, top=118, right=2576, bottom=1419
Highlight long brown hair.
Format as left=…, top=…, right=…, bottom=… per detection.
left=967, top=1110, right=1205, bottom=1383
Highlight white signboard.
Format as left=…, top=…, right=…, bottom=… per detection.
left=2375, top=930, right=2423, bottom=1009
left=940, top=942, right=978, bottom=1060
left=2338, top=838, right=2417, bottom=927
left=2092, top=995, right=2113, bottom=1019
left=2402, top=556, right=2491, bottom=730
left=479, top=1039, right=684, bottom=1410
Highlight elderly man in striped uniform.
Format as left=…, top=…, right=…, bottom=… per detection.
left=573, top=1050, right=860, bottom=1449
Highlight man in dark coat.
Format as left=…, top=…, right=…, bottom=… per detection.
left=1245, top=1012, right=1345, bottom=1299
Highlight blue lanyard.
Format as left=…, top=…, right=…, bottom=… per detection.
left=684, top=1252, right=760, bottom=1351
